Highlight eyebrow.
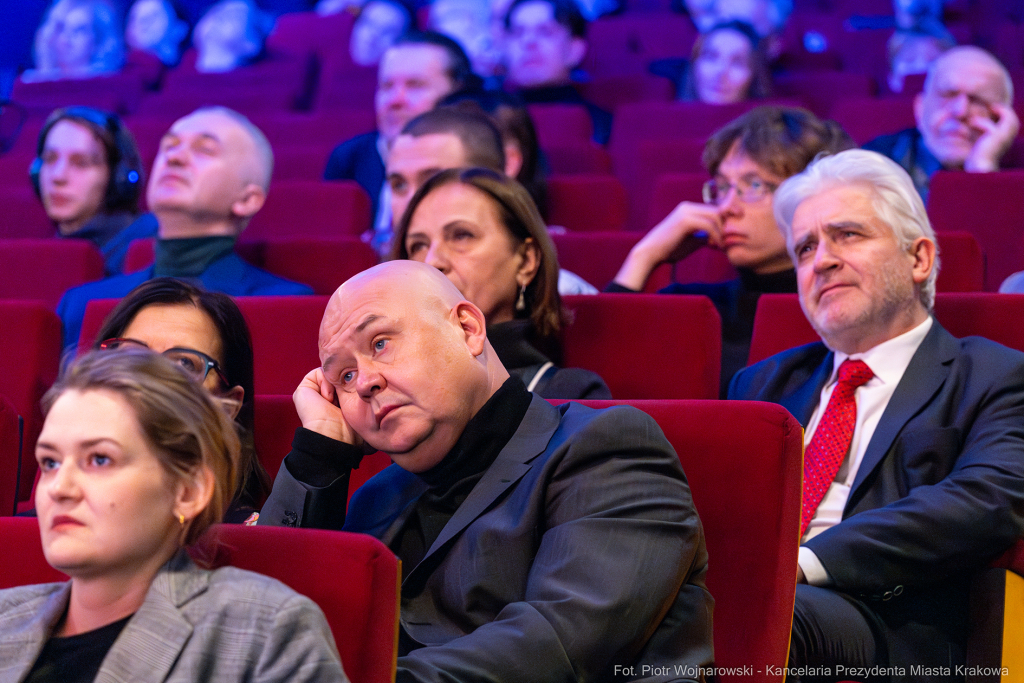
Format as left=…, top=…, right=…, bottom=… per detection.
left=37, top=437, right=120, bottom=452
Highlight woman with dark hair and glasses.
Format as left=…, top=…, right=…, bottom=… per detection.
left=93, top=277, right=270, bottom=522
left=391, top=167, right=610, bottom=399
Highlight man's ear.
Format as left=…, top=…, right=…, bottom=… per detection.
left=174, top=464, right=216, bottom=527
left=454, top=301, right=488, bottom=357
left=565, top=37, right=586, bottom=70
left=231, top=183, right=266, bottom=219
left=516, top=237, right=541, bottom=287
left=909, top=236, right=936, bottom=286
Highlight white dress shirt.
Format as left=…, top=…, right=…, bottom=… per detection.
left=799, top=316, right=933, bottom=585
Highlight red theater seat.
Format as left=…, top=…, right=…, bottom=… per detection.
left=826, top=97, right=916, bottom=146
left=0, top=301, right=61, bottom=504
left=934, top=231, right=984, bottom=292
left=546, top=175, right=628, bottom=232
left=0, top=187, right=53, bottom=239
left=544, top=142, right=612, bottom=175
left=0, top=239, right=105, bottom=308
left=582, top=14, right=697, bottom=77
left=927, top=171, right=1024, bottom=292
left=0, top=517, right=400, bottom=683
left=570, top=398, right=802, bottom=683
left=773, top=71, right=875, bottom=118
left=579, top=73, right=673, bottom=112
left=528, top=104, right=593, bottom=148
left=562, top=294, right=721, bottom=399
left=551, top=231, right=673, bottom=293
left=748, top=293, right=1024, bottom=364
left=260, top=238, right=378, bottom=295
left=243, top=180, right=372, bottom=241
left=0, top=395, right=21, bottom=516
left=253, top=394, right=391, bottom=492
left=11, top=72, right=147, bottom=117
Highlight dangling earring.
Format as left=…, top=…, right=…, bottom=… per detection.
left=178, top=513, right=185, bottom=526
left=516, top=284, right=526, bottom=312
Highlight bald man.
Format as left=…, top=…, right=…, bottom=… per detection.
left=260, top=261, right=713, bottom=683
left=57, top=107, right=312, bottom=349
left=864, top=45, right=1020, bottom=200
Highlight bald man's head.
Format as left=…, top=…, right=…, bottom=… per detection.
left=147, top=107, right=271, bottom=236
left=319, top=261, right=509, bottom=473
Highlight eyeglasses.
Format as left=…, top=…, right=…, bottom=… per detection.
left=702, top=178, right=777, bottom=205
left=99, top=338, right=230, bottom=387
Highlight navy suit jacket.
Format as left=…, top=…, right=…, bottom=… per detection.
left=728, top=321, right=1024, bottom=666
left=261, top=396, right=714, bottom=683
left=323, top=131, right=385, bottom=221
left=57, top=252, right=313, bottom=349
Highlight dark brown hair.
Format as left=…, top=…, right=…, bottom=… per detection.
left=682, top=20, right=771, bottom=102
left=702, top=105, right=855, bottom=179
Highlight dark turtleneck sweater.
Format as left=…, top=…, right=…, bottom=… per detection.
left=154, top=235, right=236, bottom=278
left=606, top=267, right=798, bottom=397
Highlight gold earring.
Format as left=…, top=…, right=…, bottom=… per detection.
left=178, top=513, right=185, bottom=526
left=516, top=284, right=526, bottom=312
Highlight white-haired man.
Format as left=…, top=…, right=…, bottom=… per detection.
left=729, top=149, right=1024, bottom=677
left=864, top=45, right=1019, bottom=201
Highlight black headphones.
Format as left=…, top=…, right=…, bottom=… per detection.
left=30, top=106, right=144, bottom=213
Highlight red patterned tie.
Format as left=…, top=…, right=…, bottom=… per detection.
left=801, top=359, right=874, bottom=536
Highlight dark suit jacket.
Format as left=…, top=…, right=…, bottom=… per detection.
left=728, top=321, right=1024, bottom=668
left=261, top=396, right=714, bottom=683
left=57, top=252, right=313, bottom=349
left=323, top=131, right=385, bottom=221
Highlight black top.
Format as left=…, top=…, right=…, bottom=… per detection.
left=25, top=614, right=132, bottom=683
left=154, top=236, right=236, bottom=278
left=487, top=320, right=612, bottom=399
left=606, top=267, right=798, bottom=397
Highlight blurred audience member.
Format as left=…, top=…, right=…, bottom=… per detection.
left=317, top=0, right=362, bottom=14
left=58, top=107, right=312, bottom=349
left=93, top=278, right=271, bottom=522
left=126, top=0, right=190, bottom=66
left=32, top=107, right=152, bottom=276
left=885, top=26, right=954, bottom=94
left=324, top=32, right=474, bottom=252
left=24, top=0, right=125, bottom=82
left=393, top=168, right=611, bottom=398
left=864, top=45, right=1018, bottom=201
left=681, top=0, right=717, bottom=31
left=714, top=0, right=790, bottom=59
left=503, top=0, right=611, bottom=144
left=679, top=20, right=770, bottom=103
left=350, top=0, right=413, bottom=67
left=440, top=89, right=547, bottom=216
left=0, top=349, right=345, bottom=682
left=608, top=106, right=853, bottom=395
left=429, top=0, right=501, bottom=80
left=193, top=0, right=273, bottom=73
left=894, top=0, right=943, bottom=31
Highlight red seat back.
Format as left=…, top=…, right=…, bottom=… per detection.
left=551, top=231, right=672, bottom=293
left=572, top=398, right=802, bottom=683
left=546, top=174, right=628, bottom=232
left=826, top=97, right=916, bottom=145
left=544, top=142, right=612, bottom=175
left=0, top=239, right=105, bottom=308
left=0, top=301, right=61, bottom=503
left=927, top=170, right=1024, bottom=291
left=0, top=187, right=53, bottom=239
left=935, top=231, right=984, bottom=292
left=242, top=180, right=372, bottom=241
left=528, top=104, right=593, bottom=148
left=0, top=395, right=22, bottom=516
left=0, top=517, right=400, bottom=683
left=748, top=292, right=1024, bottom=364
left=260, top=238, right=378, bottom=295
left=562, top=294, right=721, bottom=399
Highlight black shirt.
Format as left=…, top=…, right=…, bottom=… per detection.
left=25, top=613, right=133, bottom=683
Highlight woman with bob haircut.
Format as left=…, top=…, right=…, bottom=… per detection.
left=680, top=20, right=771, bottom=103
left=0, top=350, right=346, bottom=681
left=93, top=277, right=271, bottom=522
left=391, top=167, right=610, bottom=399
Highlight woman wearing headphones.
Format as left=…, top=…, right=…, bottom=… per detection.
left=32, top=106, right=156, bottom=275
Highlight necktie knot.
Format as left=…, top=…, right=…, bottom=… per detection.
left=838, top=359, right=873, bottom=389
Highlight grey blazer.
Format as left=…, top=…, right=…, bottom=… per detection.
left=0, top=552, right=348, bottom=683
left=262, top=396, right=715, bottom=683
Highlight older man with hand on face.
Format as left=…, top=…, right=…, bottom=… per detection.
left=57, top=106, right=312, bottom=349
left=260, top=260, right=713, bottom=683
left=864, top=45, right=1019, bottom=201
left=729, top=149, right=1024, bottom=680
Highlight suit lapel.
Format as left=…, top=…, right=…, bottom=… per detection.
left=0, top=583, right=70, bottom=680
left=848, top=322, right=957, bottom=502
left=95, top=553, right=204, bottom=683
left=414, top=395, right=561, bottom=568
left=781, top=351, right=834, bottom=426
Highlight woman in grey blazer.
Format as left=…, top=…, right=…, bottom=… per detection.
left=0, top=350, right=347, bottom=683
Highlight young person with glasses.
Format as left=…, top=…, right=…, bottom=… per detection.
left=607, top=106, right=853, bottom=395
left=91, top=278, right=271, bottom=523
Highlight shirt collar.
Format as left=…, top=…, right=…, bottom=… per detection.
left=831, top=316, right=933, bottom=387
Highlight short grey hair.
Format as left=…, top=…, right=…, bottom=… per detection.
left=773, top=149, right=940, bottom=310
left=189, top=106, right=274, bottom=191
left=923, top=45, right=1013, bottom=104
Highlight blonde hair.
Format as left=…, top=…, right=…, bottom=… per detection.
left=43, top=349, right=240, bottom=545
